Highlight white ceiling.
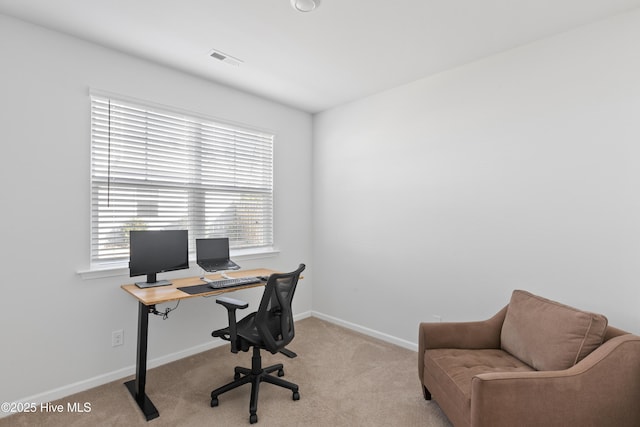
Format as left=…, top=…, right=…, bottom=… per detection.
left=1, top=0, right=640, bottom=113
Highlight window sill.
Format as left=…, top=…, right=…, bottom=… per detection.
left=77, top=247, right=281, bottom=280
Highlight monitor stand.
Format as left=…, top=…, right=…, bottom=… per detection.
left=135, top=280, right=171, bottom=289
left=135, top=273, right=172, bottom=288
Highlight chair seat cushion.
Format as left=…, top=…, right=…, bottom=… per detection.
left=423, top=348, right=534, bottom=418
left=237, top=313, right=261, bottom=344
left=213, top=311, right=284, bottom=353
left=212, top=312, right=261, bottom=350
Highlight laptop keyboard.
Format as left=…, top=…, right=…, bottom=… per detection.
left=207, top=276, right=262, bottom=290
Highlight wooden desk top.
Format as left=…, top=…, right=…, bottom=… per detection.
left=121, top=268, right=276, bottom=306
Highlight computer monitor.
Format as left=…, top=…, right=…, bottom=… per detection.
left=129, top=230, right=189, bottom=288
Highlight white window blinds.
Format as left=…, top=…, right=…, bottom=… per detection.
left=90, top=94, right=274, bottom=266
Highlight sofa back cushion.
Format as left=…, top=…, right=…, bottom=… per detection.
left=500, top=290, right=608, bottom=371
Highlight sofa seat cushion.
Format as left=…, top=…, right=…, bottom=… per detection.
left=501, top=290, right=608, bottom=371
left=423, top=348, right=534, bottom=416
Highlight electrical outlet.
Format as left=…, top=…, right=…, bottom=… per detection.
left=112, top=329, right=124, bottom=347
left=432, top=315, right=442, bottom=322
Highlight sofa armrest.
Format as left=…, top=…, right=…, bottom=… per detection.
left=470, top=334, right=640, bottom=427
left=418, top=306, right=507, bottom=384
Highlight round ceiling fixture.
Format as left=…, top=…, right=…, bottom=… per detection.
left=291, top=0, right=321, bottom=12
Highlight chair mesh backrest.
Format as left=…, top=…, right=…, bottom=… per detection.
left=255, top=264, right=305, bottom=354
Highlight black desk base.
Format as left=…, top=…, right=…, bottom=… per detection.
left=125, top=302, right=159, bottom=421
left=125, top=300, right=296, bottom=421
left=125, top=379, right=158, bottom=421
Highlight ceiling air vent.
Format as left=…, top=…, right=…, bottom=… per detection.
left=209, top=49, right=243, bottom=67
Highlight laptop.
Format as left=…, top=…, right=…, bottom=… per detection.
left=196, top=238, right=241, bottom=272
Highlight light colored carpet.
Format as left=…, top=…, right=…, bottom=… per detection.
left=1, top=317, right=452, bottom=426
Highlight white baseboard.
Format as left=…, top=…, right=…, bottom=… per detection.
left=0, top=339, right=228, bottom=419
left=294, top=310, right=312, bottom=321
left=311, top=311, right=418, bottom=352
left=1, top=310, right=315, bottom=419
left=3, top=310, right=406, bottom=419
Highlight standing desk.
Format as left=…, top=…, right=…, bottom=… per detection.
left=121, top=268, right=275, bottom=421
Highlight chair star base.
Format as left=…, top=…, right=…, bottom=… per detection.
left=210, top=347, right=300, bottom=424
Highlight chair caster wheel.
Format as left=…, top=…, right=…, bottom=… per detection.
left=210, top=397, right=218, bottom=407
left=234, top=372, right=241, bottom=380
left=277, top=369, right=285, bottom=377
left=293, top=391, right=300, bottom=401
left=250, top=413, right=258, bottom=424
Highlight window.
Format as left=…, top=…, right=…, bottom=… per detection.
left=90, top=93, right=274, bottom=267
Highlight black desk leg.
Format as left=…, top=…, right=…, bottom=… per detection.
left=124, top=302, right=159, bottom=421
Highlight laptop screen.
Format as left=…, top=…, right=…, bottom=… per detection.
left=196, top=238, right=230, bottom=262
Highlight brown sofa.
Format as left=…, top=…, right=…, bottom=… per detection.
left=418, top=290, right=640, bottom=427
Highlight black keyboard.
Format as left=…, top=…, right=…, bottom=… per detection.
left=207, top=276, right=262, bottom=290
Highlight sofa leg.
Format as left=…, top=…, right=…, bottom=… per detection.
left=423, top=385, right=432, bottom=400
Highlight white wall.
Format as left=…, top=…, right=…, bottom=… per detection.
left=3, top=5, right=640, bottom=407
left=0, top=14, right=312, bottom=404
left=313, top=8, right=640, bottom=347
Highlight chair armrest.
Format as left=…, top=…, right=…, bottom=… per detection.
left=469, top=334, right=640, bottom=427
left=216, top=296, right=249, bottom=310
left=418, top=306, right=507, bottom=383
left=215, top=297, right=249, bottom=353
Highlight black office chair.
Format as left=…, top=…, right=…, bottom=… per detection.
left=210, top=264, right=306, bottom=424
